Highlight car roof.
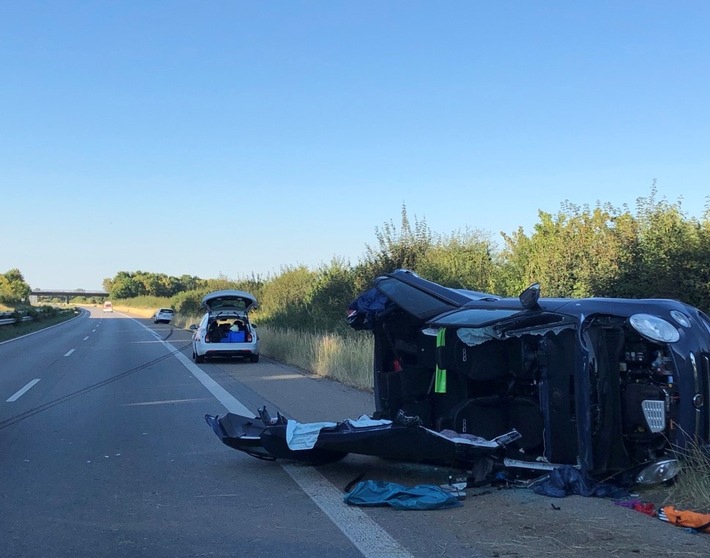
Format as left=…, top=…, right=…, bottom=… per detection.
left=201, top=290, right=257, bottom=312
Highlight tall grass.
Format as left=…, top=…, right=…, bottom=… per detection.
left=663, top=438, right=710, bottom=513
left=258, top=326, right=374, bottom=390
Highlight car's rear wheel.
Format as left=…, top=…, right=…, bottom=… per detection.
left=194, top=351, right=205, bottom=363
left=250, top=354, right=259, bottom=363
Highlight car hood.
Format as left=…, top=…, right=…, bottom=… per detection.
left=201, top=290, right=257, bottom=313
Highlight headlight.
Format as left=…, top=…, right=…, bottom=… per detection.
left=670, top=310, right=690, bottom=328
left=635, top=459, right=680, bottom=484
left=629, top=314, right=680, bottom=343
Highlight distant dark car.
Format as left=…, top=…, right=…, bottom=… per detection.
left=206, top=269, right=710, bottom=486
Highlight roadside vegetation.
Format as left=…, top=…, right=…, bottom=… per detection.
left=4, top=184, right=710, bottom=508
left=0, top=303, right=78, bottom=343
left=663, top=437, right=710, bottom=513
left=257, top=326, right=374, bottom=389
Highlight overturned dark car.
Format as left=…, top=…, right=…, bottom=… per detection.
left=206, top=269, right=710, bottom=485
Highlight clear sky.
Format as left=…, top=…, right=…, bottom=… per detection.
left=2, top=1, right=708, bottom=291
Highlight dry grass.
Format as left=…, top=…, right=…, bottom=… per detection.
left=257, top=326, right=373, bottom=390
left=663, top=437, right=710, bottom=513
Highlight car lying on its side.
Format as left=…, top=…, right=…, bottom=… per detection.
left=205, top=270, right=710, bottom=486
left=152, top=307, right=175, bottom=324
left=192, top=290, right=259, bottom=363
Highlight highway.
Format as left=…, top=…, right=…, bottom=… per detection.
left=2, top=308, right=709, bottom=558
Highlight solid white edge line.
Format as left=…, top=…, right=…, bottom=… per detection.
left=0, top=308, right=87, bottom=346
left=7, top=378, right=41, bottom=402
left=282, top=463, right=414, bottom=558
left=132, top=318, right=415, bottom=558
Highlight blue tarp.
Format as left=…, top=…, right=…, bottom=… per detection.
left=532, top=466, right=629, bottom=499
left=343, top=480, right=462, bottom=510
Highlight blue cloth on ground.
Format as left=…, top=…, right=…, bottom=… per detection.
left=343, top=480, right=462, bottom=510
left=532, top=465, right=629, bottom=499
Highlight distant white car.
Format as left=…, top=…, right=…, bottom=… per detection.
left=103, top=301, right=113, bottom=312
left=153, top=308, right=175, bottom=324
left=191, top=290, right=259, bottom=363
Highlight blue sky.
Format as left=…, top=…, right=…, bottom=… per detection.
left=2, top=1, right=708, bottom=291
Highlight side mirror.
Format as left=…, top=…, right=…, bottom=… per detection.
left=189, top=324, right=198, bottom=330
left=519, top=283, right=541, bottom=310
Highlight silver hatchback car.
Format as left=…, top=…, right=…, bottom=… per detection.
left=191, top=290, right=259, bottom=363
left=153, top=307, right=175, bottom=324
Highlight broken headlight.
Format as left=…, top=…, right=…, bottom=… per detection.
left=629, top=314, right=680, bottom=343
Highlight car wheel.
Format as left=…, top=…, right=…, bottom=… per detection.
left=250, top=354, right=260, bottom=363
left=195, top=353, right=205, bottom=363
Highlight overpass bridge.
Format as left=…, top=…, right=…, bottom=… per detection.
left=30, top=289, right=109, bottom=304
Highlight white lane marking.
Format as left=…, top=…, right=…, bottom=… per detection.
left=64, top=349, right=75, bottom=357
left=170, top=349, right=254, bottom=416
left=123, top=398, right=212, bottom=406
left=0, top=308, right=86, bottom=346
left=283, top=463, right=414, bottom=558
left=7, top=379, right=41, bottom=402
left=133, top=319, right=414, bottom=558
left=82, top=336, right=89, bottom=341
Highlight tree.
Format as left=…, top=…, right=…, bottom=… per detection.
left=0, top=268, right=31, bottom=303
left=496, top=201, right=639, bottom=298
left=258, top=265, right=317, bottom=329
left=357, top=204, right=434, bottom=289
left=416, top=229, right=497, bottom=292
left=307, top=258, right=359, bottom=333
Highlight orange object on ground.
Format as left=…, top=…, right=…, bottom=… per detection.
left=660, top=506, right=710, bottom=533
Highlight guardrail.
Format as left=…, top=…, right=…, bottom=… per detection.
left=0, top=315, right=34, bottom=327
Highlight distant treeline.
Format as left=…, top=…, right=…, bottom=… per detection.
left=95, top=187, right=710, bottom=333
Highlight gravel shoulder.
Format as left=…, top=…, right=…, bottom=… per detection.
left=223, top=357, right=710, bottom=557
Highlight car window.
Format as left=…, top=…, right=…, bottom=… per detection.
left=377, top=280, right=460, bottom=320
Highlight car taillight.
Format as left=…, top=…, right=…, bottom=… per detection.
left=246, top=332, right=252, bottom=342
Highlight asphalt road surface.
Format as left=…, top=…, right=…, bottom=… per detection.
left=2, top=308, right=710, bottom=557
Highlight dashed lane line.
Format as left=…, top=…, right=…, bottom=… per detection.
left=133, top=318, right=416, bottom=558
left=7, top=379, right=41, bottom=402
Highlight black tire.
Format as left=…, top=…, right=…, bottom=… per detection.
left=250, top=354, right=260, bottom=363
left=194, top=351, right=205, bottom=363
